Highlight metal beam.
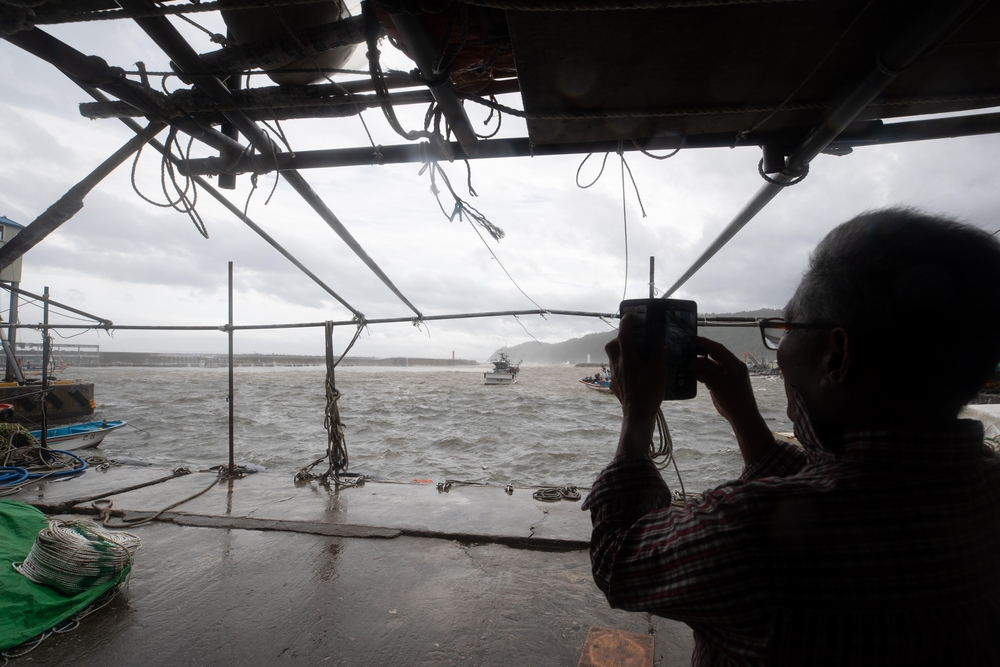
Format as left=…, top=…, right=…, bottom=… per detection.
left=81, top=88, right=437, bottom=122
left=7, top=308, right=618, bottom=332
left=79, top=78, right=521, bottom=121
left=388, top=11, right=480, bottom=153
left=178, top=111, right=1000, bottom=175
left=33, top=0, right=340, bottom=25
left=75, top=81, right=363, bottom=318
left=662, top=0, right=987, bottom=298
left=118, top=0, right=423, bottom=318
left=0, top=284, right=113, bottom=327
left=4, top=27, right=246, bottom=156
left=0, top=122, right=166, bottom=271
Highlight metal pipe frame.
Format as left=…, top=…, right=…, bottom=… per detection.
left=32, top=0, right=339, bottom=25
left=75, top=81, right=363, bottom=318
left=4, top=25, right=374, bottom=320
left=0, top=284, right=114, bottom=328
left=4, top=28, right=247, bottom=157
left=662, top=0, right=988, bottom=298
left=2, top=311, right=767, bottom=332
left=178, top=111, right=1000, bottom=175
left=82, top=88, right=437, bottom=123
left=2, top=308, right=617, bottom=332
left=80, top=78, right=522, bottom=121
left=387, top=11, right=481, bottom=153
left=0, top=121, right=166, bottom=272
left=118, top=0, right=423, bottom=318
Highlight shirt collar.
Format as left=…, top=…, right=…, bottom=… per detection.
left=788, top=386, right=986, bottom=467
left=839, top=421, right=986, bottom=467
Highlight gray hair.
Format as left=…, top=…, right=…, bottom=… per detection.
left=787, top=207, right=1000, bottom=408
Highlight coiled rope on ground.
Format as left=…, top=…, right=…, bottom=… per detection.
left=0, top=423, right=38, bottom=459
left=532, top=485, right=581, bottom=502
left=13, top=518, right=141, bottom=595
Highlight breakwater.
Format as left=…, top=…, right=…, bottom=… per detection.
left=11, top=346, right=479, bottom=368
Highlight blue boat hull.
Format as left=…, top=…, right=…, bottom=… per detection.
left=28, top=420, right=127, bottom=451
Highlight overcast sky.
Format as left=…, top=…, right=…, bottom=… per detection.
left=1, top=12, right=999, bottom=360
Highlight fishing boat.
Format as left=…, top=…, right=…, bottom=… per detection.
left=579, top=365, right=612, bottom=393
left=28, top=420, right=127, bottom=452
left=484, top=352, right=521, bottom=385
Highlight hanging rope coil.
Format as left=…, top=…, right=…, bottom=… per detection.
left=649, top=406, right=687, bottom=505
left=757, top=158, right=809, bottom=186
left=295, top=321, right=366, bottom=487
left=0, top=422, right=39, bottom=459
left=13, top=518, right=141, bottom=595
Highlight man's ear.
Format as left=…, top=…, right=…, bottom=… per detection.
left=822, top=328, right=851, bottom=386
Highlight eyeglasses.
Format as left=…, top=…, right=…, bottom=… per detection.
left=757, top=317, right=832, bottom=350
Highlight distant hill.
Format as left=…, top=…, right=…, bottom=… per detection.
left=493, top=308, right=783, bottom=364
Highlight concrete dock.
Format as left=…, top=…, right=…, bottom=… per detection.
left=6, top=466, right=695, bottom=666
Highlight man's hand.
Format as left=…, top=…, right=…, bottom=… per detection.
left=606, top=314, right=668, bottom=458
left=691, top=336, right=774, bottom=466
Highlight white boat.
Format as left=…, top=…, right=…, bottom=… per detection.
left=484, top=353, right=521, bottom=385
left=29, top=420, right=127, bottom=452
left=579, top=365, right=612, bottom=393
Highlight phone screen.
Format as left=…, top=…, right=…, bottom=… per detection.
left=664, top=305, right=697, bottom=400
left=619, top=298, right=698, bottom=400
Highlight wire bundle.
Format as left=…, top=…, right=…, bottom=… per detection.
left=13, top=519, right=141, bottom=595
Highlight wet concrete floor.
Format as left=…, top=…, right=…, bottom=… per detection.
left=9, top=467, right=696, bottom=666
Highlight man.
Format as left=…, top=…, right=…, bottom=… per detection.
left=584, top=208, right=1000, bottom=666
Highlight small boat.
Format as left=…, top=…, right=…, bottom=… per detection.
left=484, top=352, right=521, bottom=385
left=579, top=365, right=612, bottom=393
left=29, top=420, right=127, bottom=451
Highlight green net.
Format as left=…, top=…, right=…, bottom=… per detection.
left=0, top=500, right=130, bottom=652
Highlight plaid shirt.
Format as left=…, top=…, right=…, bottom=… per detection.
left=584, top=410, right=1000, bottom=666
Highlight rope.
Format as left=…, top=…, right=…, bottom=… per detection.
left=476, top=96, right=503, bottom=139
left=0, top=465, right=27, bottom=497
left=576, top=143, right=647, bottom=300
left=649, top=406, right=687, bottom=506
left=168, top=6, right=229, bottom=47
left=757, top=158, right=809, bottom=186
left=420, top=161, right=546, bottom=312
left=263, top=0, right=382, bottom=158
left=0, top=585, right=125, bottom=665
left=437, top=479, right=516, bottom=495
left=3, top=448, right=87, bottom=480
left=130, top=126, right=209, bottom=238
left=532, top=485, right=581, bottom=502
left=0, top=423, right=39, bottom=460
left=12, top=518, right=140, bottom=595
left=364, top=4, right=441, bottom=147
left=294, top=321, right=367, bottom=486
left=92, top=466, right=238, bottom=528
left=631, top=136, right=684, bottom=160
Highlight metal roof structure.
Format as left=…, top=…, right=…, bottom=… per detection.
left=2, top=0, right=999, bottom=318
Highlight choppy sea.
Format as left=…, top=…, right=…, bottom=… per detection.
left=76, top=365, right=793, bottom=491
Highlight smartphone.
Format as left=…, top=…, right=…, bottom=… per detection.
left=619, top=298, right=698, bottom=400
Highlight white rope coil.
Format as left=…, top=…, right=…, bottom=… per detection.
left=13, top=519, right=141, bottom=595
